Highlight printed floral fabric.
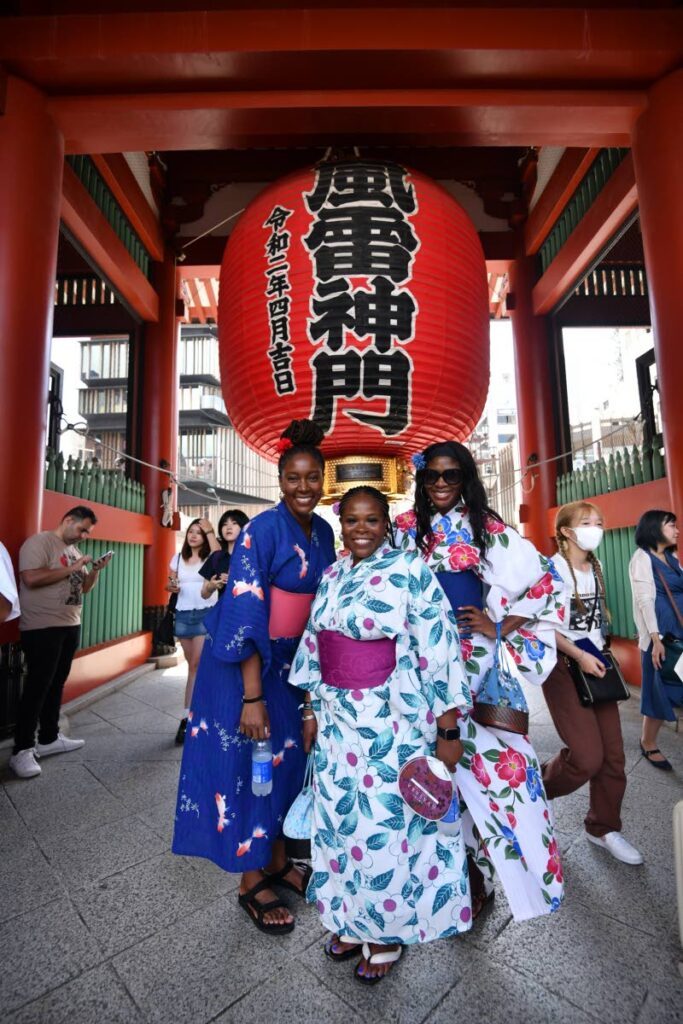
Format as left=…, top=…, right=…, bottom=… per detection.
left=394, top=505, right=566, bottom=689
left=289, top=546, right=474, bottom=944
left=395, top=505, right=566, bottom=920
left=172, top=502, right=335, bottom=873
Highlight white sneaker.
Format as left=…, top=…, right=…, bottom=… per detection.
left=9, top=748, right=42, bottom=779
left=36, top=733, right=85, bottom=757
left=586, top=830, right=644, bottom=865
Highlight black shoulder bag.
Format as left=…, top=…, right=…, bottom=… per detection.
left=155, top=555, right=180, bottom=647
left=563, top=567, right=630, bottom=706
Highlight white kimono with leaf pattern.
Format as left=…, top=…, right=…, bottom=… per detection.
left=289, top=545, right=474, bottom=945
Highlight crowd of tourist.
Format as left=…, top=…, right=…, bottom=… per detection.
left=2, top=419, right=680, bottom=985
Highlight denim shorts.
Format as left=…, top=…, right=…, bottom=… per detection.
left=174, top=607, right=210, bottom=639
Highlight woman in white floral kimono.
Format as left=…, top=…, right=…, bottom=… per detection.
left=289, top=486, right=473, bottom=984
left=394, top=441, right=567, bottom=922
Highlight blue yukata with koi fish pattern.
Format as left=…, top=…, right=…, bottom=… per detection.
left=172, top=501, right=335, bottom=873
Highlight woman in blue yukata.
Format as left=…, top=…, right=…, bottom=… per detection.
left=172, top=419, right=335, bottom=934
left=394, top=441, right=566, bottom=922
left=290, top=486, right=473, bottom=984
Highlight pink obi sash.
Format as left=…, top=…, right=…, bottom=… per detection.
left=318, top=630, right=397, bottom=690
left=268, top=587, right=314, bottom=640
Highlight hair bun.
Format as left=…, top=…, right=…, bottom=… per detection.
left=280, top=418, right=325, bottom=448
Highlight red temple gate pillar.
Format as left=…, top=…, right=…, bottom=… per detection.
left=140, top=254, right=180, bottom=632
left=0, top=77, right=64, bottom=563
left=632, top=70, right=683, bottom=518
left=509, top=252, right=558, bottom=555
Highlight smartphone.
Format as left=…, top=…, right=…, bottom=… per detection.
left=100, top=550, right=115, bottom=560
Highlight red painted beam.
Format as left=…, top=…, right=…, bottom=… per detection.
left=61, top=160, right=159, bottom=321
left=610, top=637, right=642, bottom=689
left=532, top=153, right=638, bottom=315
left=92, top=153, right=164, bottom=262
left=2, top=9, right=681, bottom=63
left=42, top=489, right=154, bottom=545
left=546, top=477, right=672, bottom=539
left=525, top=148, right=600, bottom=256
left=63, top=631, right=152, bottom=703
left=51, top=88, right=643, bottom=153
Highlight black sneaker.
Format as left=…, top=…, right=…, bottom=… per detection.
left=175, top=717, right=188, bottom=745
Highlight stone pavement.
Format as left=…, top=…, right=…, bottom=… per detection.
left=1, top=665, right=681, bottom=1024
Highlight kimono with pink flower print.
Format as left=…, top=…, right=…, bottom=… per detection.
left=395, top=504, right=566, bottom=920
left=289, top=545, right=474, bottom=945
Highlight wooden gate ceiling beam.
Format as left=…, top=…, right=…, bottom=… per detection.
left=2, top=8, right=679, bottom=150
left=48, top=90, right=644, bottom=154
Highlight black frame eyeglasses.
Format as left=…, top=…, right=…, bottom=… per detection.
left=423, top=468, right=463, bottom=486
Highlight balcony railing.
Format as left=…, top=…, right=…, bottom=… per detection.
left=45, top=450, right=145, bottom=513
left=539, top=149, right=629, bottom=274
left=556, top=442, right=665, bottom=506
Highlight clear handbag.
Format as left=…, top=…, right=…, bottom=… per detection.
left=472, top=621, right=530, bottom=734
left=283, top=753, right=314, bottom=859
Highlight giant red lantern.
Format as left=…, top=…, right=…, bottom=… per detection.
left=219, top=160, right=489, bottom=497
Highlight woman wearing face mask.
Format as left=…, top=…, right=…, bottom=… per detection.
left=172, top=420, right=335, bottom=934
left=629, top=509, right=683, bottom=772
left=543, top=500, right=643, bottom=865
left=395, top=442, right=566, bottom=922
left=199, top=509, right=250, bottom=602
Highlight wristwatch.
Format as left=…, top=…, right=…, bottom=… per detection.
left=437, top=725, right=461, bottom=741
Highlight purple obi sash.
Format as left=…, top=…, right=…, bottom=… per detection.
left=318, top=630, right=397, bottom=690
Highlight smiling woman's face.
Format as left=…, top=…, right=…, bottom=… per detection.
left=279, top=452, right=324, bottom=522
left=340, top=494, right=388, bottom=564
left=423, top=456, right=463, bottom=513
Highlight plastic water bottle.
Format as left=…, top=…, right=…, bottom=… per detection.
left=437, top=780, right=461, bottom=836
left=252, top=739, right=273, bottom=796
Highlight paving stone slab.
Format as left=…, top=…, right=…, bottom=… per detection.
left=0, top=824, right=65, bottom=924
left=3, top=964, right=141, bottom=1024
left=215, top=957, right=356, bottom=1024
left=78, top=732, right=183, bottom=764
left=71, top=850, right=230, bottom=957
left=112, top=894, right=294, bottom=1024
left=85, top=758, right=181, bottom=813
left=427, top=959, right=597, bottom=1024
left=84, top=690, right=154, bottom=723
left=36, top=814, right=167, bottom=890
left=2, top=762, right=130, bottom=839
left=0, top=897, right=101, bottom=1015
left=488, top=895, right=680, bottom=1024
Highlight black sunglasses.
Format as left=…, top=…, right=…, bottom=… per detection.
left=424, top=468, right=463, bottom=486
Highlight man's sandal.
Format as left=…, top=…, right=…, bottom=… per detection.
left=354, top=942, right=403, bottom=984
left=237, top=878, right=295, bottom=935
left=264, top=859, right=312, bottom=897
left=324, top=935, right=362, bottom=962
left=639, top=744, right=673, bottom=771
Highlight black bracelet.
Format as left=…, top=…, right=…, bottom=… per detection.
left=242, top=695, right=263, bottom=704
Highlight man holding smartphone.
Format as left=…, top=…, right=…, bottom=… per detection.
left=9, top=506, right=112, bottom=779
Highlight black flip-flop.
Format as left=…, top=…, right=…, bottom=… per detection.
left=639, top=743, right=673, bottom=771
left=264, top=859, right=312, bottom=897
left=324, top=935, right=362, bottom=962
left=237, top=877, right=295, bottom=935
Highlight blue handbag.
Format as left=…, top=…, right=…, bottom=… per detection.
left=472, top=622, right=530, bottom=734
left=283, top=754, right=314, bottom=859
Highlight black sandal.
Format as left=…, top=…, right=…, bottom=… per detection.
left=264, top=859, right=312, bottom=897
left=237, top=877, right=295, bottom=934
left=324, top=935, right=362, bottom=962
left=639, top=743, right=673, bottom=771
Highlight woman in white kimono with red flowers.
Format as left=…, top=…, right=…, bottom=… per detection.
left=395, top=441, right=567, bottom=921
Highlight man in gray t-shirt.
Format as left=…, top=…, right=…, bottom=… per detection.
left=10, top=506, right=112, bottom=779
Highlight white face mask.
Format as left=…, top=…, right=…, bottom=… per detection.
left=571, top=525, right=604, bottom=552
